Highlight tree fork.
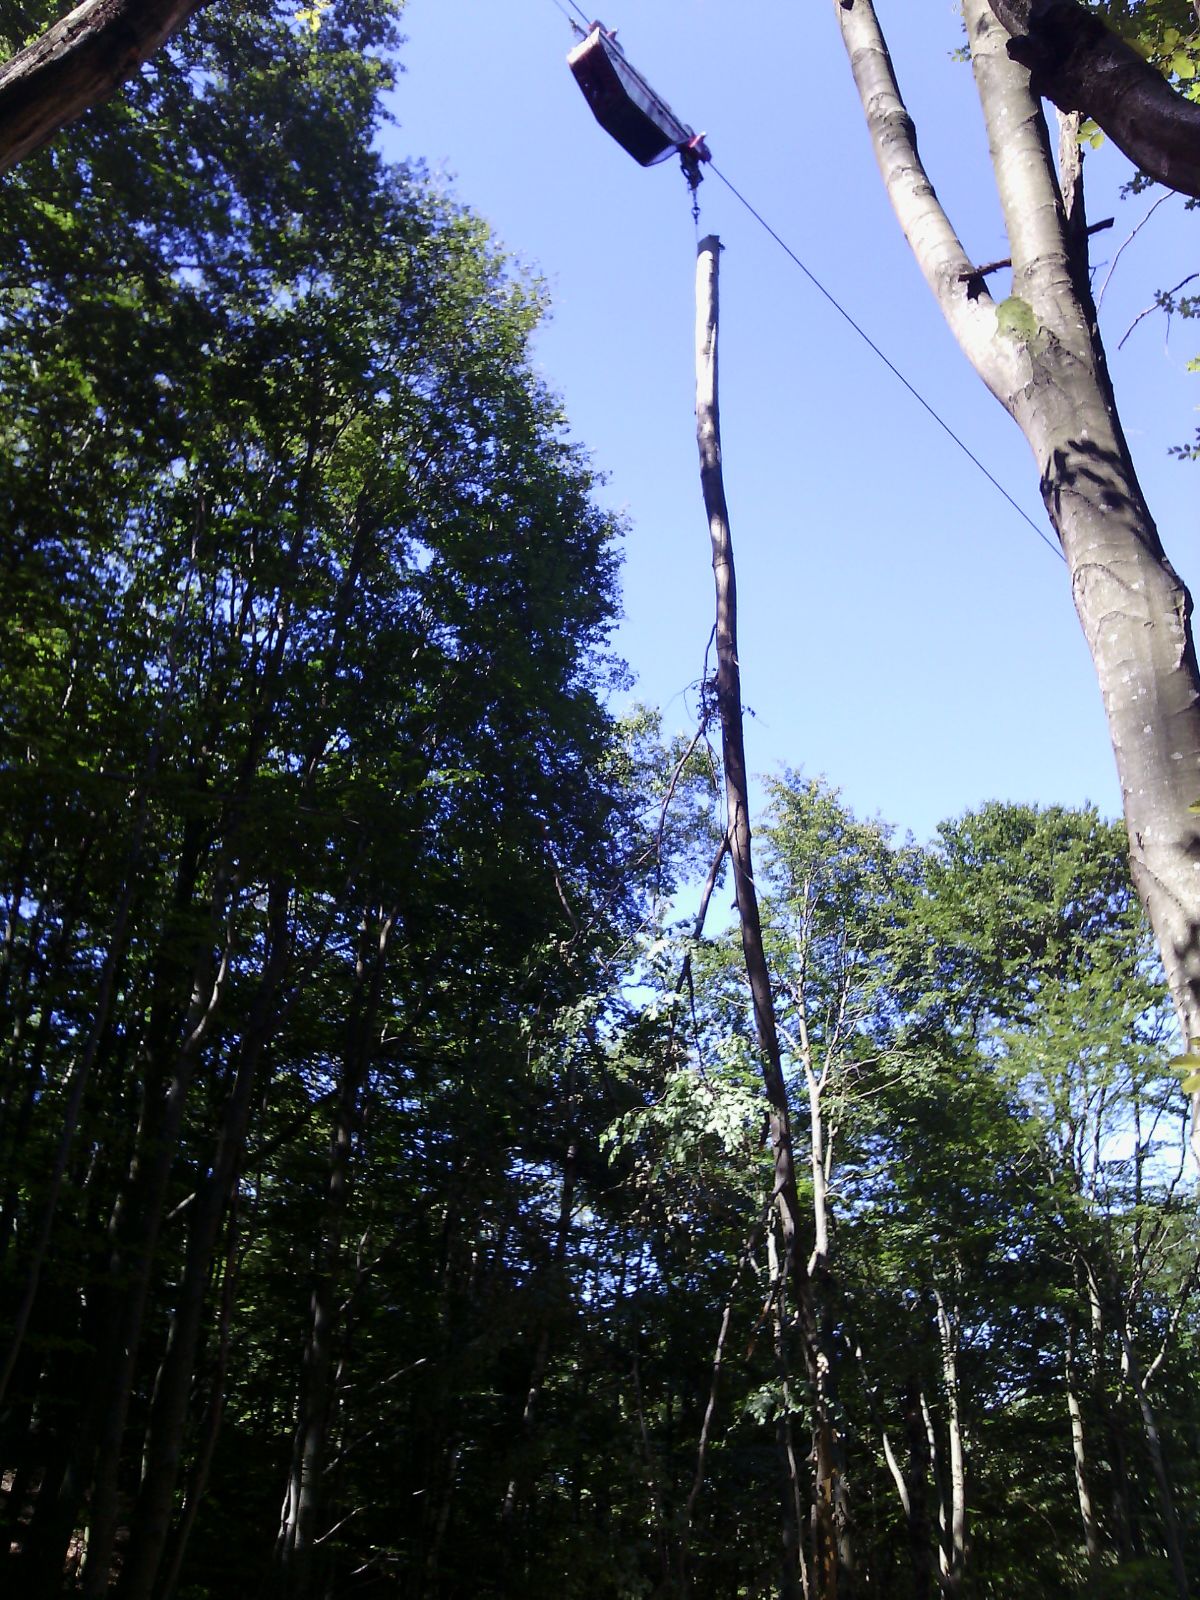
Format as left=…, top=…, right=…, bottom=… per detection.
left=834, top=0, right=1200, bottom=1168
left=984, top=0, right=1200, bottom=199
left=694, top=235, right=841, bottom=1600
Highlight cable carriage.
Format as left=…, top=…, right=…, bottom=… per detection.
left=567, top=22, right=710, bottom=187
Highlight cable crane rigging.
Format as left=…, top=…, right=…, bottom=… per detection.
left=566, top=20, right=710, bottom=197
left=559, top=8, right=1057, bottom=560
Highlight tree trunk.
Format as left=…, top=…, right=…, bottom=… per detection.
left=694, top=233, right=841, bottom=1600
left=0, top=0, right=212, bottom=174
left=933, top=1290, right=967, bottom=1593
left=501, top=1122, right=579, bottom=1528
left=157, top=1191, right=245, bottom=1600
left=1065, top=1329, right=1101, bottom=1566
left=984, top=0, right=1200, bottom=198
left=275, top=909, right=393, bottom=1600
left=902, top=1378, right=934, bottom=1600
left=75, top=875, right=236, bottom=1600
left=833, top=0, right=1200, bottom=1165
left=920, top=1388, right=953, bottom=1589
left=1117, top=1314, right=1190, bottom=1600
left=115, top=879, right=295, bottom=1600
left=769, top=1221, right=812, bottom=1600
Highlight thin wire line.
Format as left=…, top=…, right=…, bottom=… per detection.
left=549, top=0, right=591, bottom=32
left=708, top=162, right=1065, bottom=563
left=542, top=0, right=1058, bottom=563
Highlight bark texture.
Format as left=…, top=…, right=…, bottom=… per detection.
left=834, top=0, right=1200, bottom=1165
left=986, top=0, right=1200, bottom=199
left=0, top=0, right=210, bottom=174
left=694, top=235, right=842, bottom=1600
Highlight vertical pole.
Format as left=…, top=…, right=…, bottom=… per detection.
left=693, top=235, right=838, bottom=1600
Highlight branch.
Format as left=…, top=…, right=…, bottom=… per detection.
left=832, top=0, right=1014, bottom=400
left=1118, top=270, right=1199, bottom=349
left=1096, top=193, right=1175, bottom=310
left=985, top=0, right=1200, bottom=198
left=0, top=0, right=212, bottom=174
left=958, top=215, right=1111, bottom=281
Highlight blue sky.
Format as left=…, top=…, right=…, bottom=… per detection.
left=383, top=0, right=1199, bottom=844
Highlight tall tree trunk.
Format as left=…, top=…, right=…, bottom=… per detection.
left=1065, top=1328, right=1101, bottom=1567
left=769, top=1221, right=812, bottom=1600
left=74, top=871, right=236, bottom=1600
left=156, top=1190, right=246, bottom=1600
left=984, top=0, right=1200, bottom=198
left=114, top=881, right=296, bottom=1600
left=920, top=1389, right=953, bottom=1589
left=933, top=1290, right=967, bottom=1593
left=694, top=233, right=841, bottom=1599
left=1116, top=1314, right=1190, bottom=1600
left=833, top=0, right=1200, bottom=1165
left=902, top=1377, right=934, bottom=1600
left=501, top=1111, right=579, bottom=1529
left=275, top=908, right=394, bottom=1600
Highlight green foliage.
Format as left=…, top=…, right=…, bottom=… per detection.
left=0, top=3, right=1197, bottom=1594
left=0, top=2, right=658, bottom=1594
left=1088, top=1, right=1200, bottom=99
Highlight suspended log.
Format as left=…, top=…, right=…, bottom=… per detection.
left=693, top=234, right=840, bottom=1600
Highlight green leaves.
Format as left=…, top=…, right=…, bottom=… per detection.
left=1168, top=1044, right=1200, bottom=1094
left=0, top=6, right=649, bottom=1592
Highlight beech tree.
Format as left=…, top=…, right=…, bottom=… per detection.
left=983, top=0, right=1200, bottom=198
left=833, top=0, right=1200, bottom=1162
left=0, top=1, right=652, bottom=1592
left=661, top=786, right=1199, bottom=1596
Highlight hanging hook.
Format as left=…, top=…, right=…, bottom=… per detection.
left=680, top=135, right=709, bottom=226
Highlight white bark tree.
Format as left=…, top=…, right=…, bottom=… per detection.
left=832, top=0, right=1200, bottom=1163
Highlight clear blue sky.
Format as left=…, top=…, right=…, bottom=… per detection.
left=382, top=0, right=1199, bottom=844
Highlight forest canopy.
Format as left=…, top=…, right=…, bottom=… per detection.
left=0, top=1, right=1197, bottom=1597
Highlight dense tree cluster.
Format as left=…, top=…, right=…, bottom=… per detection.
left=0, top=1, right=651, bottom=1592
left=0, top=1, right=1197, bottom=1597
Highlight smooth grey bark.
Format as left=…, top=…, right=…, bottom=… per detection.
left=920, top=1388, right=955, bottom=1592
left=1064, top=1331, right=1100, bottom=1565
left=933, top=1290, right=967, bottom=1594
left=0, top=0, right=211, bottom=173
left=694, top=234, right=840, bottom=1600
left=985, top=0, right=1200, bottom=199
left=834, top=0, right=1200, bottom=1166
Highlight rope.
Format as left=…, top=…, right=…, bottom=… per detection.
left=707, top=163, right=1064, bottom=563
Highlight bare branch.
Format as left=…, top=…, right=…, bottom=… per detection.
left=1096, top=193, right=1176, bottom=310
left=1117, top=271, right=1199, bottom=350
